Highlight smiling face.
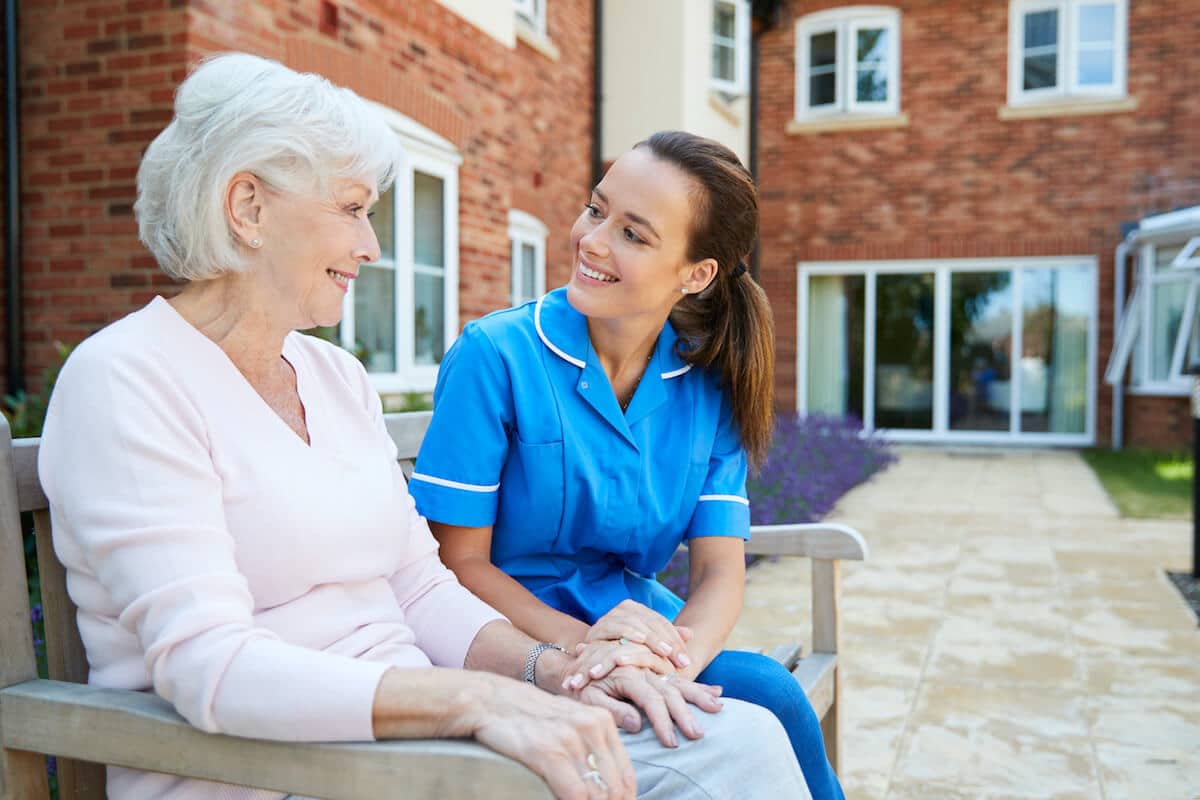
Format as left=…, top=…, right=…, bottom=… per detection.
left=566, top=148, right=716, bottom=324
left=245, top=176, right=381, bottom=330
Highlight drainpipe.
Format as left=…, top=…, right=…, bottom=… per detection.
left=1111, top=236, right=1132, bottom=450
left=748, top=26, right=761, bottom=279
left=3, top=0, right=22, bottom=396
left=591, top=0, right=603, bottom=188
left=748, top=0, right=782, bottom=279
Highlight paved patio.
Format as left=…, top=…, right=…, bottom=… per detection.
left=728, top=448, right=1200, bottom=800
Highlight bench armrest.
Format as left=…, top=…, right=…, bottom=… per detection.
left=746, top=523, right=869, bottom=561
left=1, top=679, right=552, bottom=800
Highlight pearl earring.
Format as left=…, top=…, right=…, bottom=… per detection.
left=680, top=287, right=688, bottom=294
left=249, top=238, right=262, bottom=248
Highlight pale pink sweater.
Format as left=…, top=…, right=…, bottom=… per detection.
left=39, top=297, right=506, bottom=800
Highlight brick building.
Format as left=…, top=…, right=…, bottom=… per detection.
left=756, top=0, right=1199, bottom=448
left=3, top=0, right=1196, bottom=447
left=2, top=0, right=596, bottom=402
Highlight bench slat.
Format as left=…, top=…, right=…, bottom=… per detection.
left=13, top=439, right=44, bottom=514
left=746, top=523, right=868, bottom=561
left=1, top=679, right=552, bottom=800
left=766, top=643, right=805, bottom=670
left=792, top=653, right=837, bottom=720
left=384, top=411, right=433, bottom=461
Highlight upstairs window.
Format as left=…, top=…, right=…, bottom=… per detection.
left=795, top=7, right=901, bottom=120
left=711, top=0, right=750, bottom=95
left=1008, top=0, right=1127, bottom=105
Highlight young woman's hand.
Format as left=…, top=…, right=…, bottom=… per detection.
left=559, top=638, right=675, bottom=691
left=573, top=665, right=724, bottom=748
left=585, top=599, right=693, bottom=670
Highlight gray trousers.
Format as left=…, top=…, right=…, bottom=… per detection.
left=623, top=697, right=810, bottom=799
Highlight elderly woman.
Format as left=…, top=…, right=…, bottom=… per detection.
left=36, top=53, right=808, bottom=800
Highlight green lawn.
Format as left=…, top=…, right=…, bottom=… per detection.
left=1081, top=448, right=1194, bottom=519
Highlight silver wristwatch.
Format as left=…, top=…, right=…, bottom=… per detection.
left=523, top=642, right=567, bottom=684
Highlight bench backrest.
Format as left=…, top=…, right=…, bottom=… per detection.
left=0, top=411, right=434, bottom=800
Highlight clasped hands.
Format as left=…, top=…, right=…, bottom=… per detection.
left=559, top=600, right=723, bottom=748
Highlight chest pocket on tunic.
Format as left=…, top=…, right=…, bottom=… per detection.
left=494, top=437, right=565, bottom=561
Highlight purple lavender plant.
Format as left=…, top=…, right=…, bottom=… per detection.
left=658, top=413, right=895, bottom=600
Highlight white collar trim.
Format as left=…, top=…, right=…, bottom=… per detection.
left=534, top=293, right=693, bottom=379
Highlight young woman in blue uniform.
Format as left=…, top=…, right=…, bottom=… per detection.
left=410, top=131, right=843, bottom=799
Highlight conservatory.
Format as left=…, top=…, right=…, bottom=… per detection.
left=1105, top=206, right=1200, bottom=448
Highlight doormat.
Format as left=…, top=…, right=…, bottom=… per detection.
left=1166, top=571, right=1200, bottom=626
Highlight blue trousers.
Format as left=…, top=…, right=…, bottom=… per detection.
left=697, top=650, right=844, bottom=800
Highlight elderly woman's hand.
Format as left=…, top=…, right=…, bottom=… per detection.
left=458, top=674, right=638, bottom=799
left=585, top=599, right=693, bottom=670
left=572, top=665, right=724, bottom=749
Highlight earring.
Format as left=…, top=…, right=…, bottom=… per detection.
left=680, top=287, right=688, bottom=294
left=249, top=238, right=262, bottom=249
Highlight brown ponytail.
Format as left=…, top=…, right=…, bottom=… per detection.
left=635, top=131, right=775, bottom=471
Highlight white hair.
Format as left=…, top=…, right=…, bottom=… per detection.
left=134, top=52, right=402, bottom=281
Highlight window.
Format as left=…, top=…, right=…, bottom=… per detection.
left=515, top=0, right=546, bottom=37
left=1007, top=0, right=1127, bottom=105
left=795, top=7, right=901, bottom=120
left=333, top=107, right=461, bottom=394
left=1107, top=236, right=1200, bottom=394
left=711, top=0, right=750, bottom=95
left=508, top=210, right=548, bottom=307
left=1133, top=241, right=1198, bottom=389
left=800, top=257, right=1097, bottom=444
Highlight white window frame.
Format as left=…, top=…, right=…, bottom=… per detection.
left=795, top=7, right=901, bottom=121
left=711, top=0, right=751, bottom=96
left=508, top=210, right=548, bottom=307
left=515, top=0, right=546, bottom=37
left=1125, top=239, right=1198, bottom=395
left=797, top=256, right=1098, bottom=446
left=339, top=103, right=462, bottom=395
left=1007, top=0, right=1128, bottom=106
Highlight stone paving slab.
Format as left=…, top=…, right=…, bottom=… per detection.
left=728, top=447, right=1199, bottom=800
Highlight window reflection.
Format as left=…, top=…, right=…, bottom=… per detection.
left=875, top=273, right=935, bottom=430
left=1021, top=267, right=1091, bottom=434
left=949, top=272, right=1012, bottom=431
left=807, top=275, right=865, bottom=420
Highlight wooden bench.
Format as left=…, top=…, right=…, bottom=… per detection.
left=0, top=410, right=867, bottom=799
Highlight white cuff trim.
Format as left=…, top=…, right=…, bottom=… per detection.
left=409, top=472, right=501, bottom=493
left=697, top=494, right=750, bottom=506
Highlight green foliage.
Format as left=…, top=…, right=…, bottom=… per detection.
left=1082, top=448, right=1193, bottom=519
left=386, top=391, right=434, bottom=413
left=3, top=342, right=74, bottom=439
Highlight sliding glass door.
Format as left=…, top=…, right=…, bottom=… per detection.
left=875, top=273, right=935, bottom=430
left=799, top=258, right=1097, bottom=444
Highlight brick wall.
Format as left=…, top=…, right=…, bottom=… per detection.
left=7, top=0, right=594, bottom=394
left=1125, top=394, right=1193, bottom=452
left=15, top=0, right=188, bottom=396
left=757, top=0, right=1200, bottom=448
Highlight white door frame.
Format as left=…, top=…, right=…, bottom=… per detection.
left=796, top=256, right=1099, bottom=445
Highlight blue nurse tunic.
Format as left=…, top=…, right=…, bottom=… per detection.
left=410, top=288, right=750, bottom=624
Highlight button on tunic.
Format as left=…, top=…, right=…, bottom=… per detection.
left=411, top=289, right=750, bottom=624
